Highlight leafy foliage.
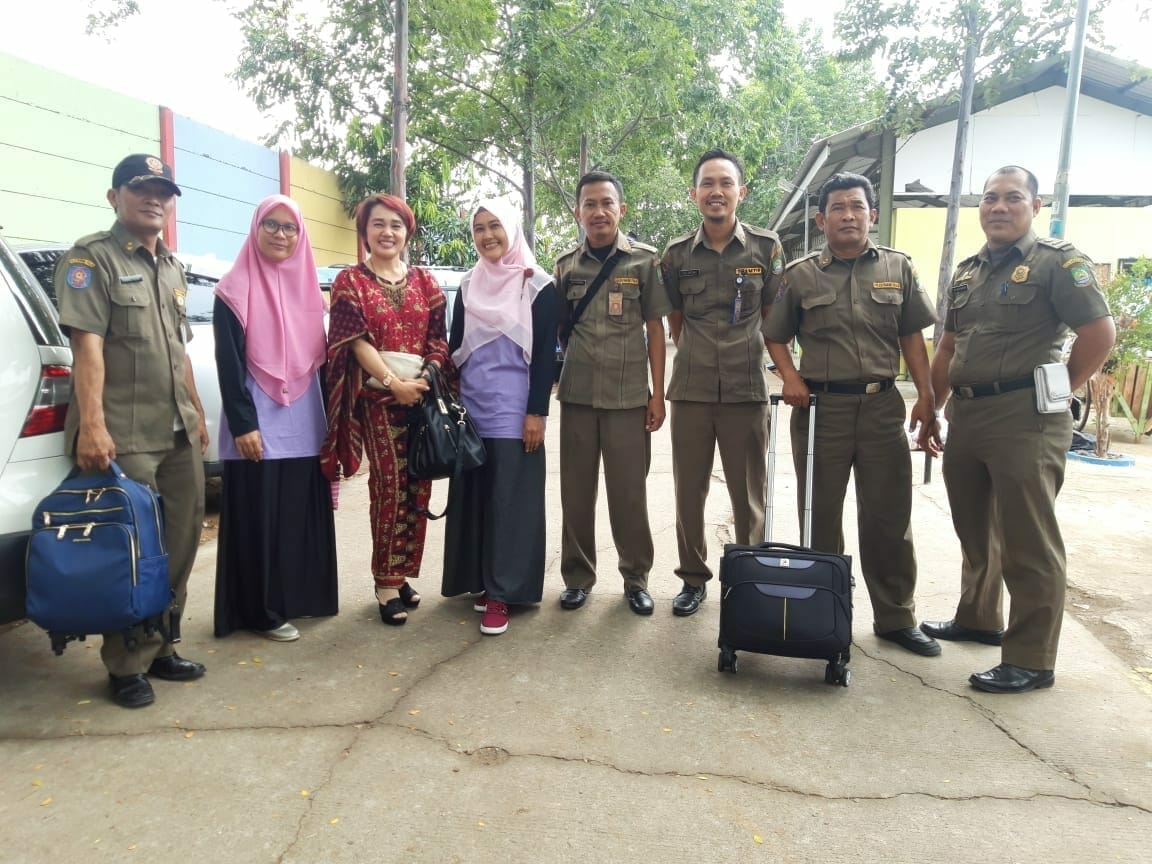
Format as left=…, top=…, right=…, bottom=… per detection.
left=836, top=0, right=1102, bottom=133
left=1103, top=259, right=1152, bottom=374
left=233, top=0, right=880, bottom=254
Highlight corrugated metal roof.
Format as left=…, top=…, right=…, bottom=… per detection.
left=770, top=50, right=1152, bottom=255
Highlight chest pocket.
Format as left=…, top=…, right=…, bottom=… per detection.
left=868, top=287, right=902, bottom=335
left=678, top=273, right=709, bottom=318
left=109, top=281, right=152, bottom=337
left=734, top=275, right=764, bottom=322
left=565, top=279, right=588, bottom=302
left=799, top=288, right=838, bottom=336
left=992, top=281, right=1040, bottom=333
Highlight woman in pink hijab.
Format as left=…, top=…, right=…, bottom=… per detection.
left=441, top=200, right=559, bottom=636
left=213, top=194, right=338, bottom=641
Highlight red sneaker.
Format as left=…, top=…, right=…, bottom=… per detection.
left=472, top=592, right=488, bottom=613
left=480, top=599, right=509, bottom=635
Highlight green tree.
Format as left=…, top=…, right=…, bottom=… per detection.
left=837, top=0, right=1106, bottom=341
left=233, top=0, right=825, bottom=248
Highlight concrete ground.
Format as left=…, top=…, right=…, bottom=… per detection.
left=2, top=372, right=1151, bottom=863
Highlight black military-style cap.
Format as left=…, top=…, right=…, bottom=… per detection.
left=111, top=154, right=182, bottom=196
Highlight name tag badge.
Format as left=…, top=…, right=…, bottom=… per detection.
left=118, top=274, right=145, bottom=284
left=731, top=291, right=743, bottom=323
left=872, top=281, right=901, bottom=290
left=607, top=291, right=624, bottom=317
left=569, top=279, right=587, bottom=286
left=678, top=269, right=700, bottom=277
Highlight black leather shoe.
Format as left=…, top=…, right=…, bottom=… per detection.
left=875, top=626, right=942, bottom=656
left=921, top=618, right=1004, bottom=645
left=560, top=588, right=588, bottom=610
left=147, top=653, right=206, bottom=681
left=969, top=663, right=1054, bottom=694
left=625, top=589, right=654, bottom=616
left=109, top=673, right=155, bottom=708
left=672, top=583, right=706, bottom=617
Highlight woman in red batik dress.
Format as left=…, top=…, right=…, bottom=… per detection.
left=321, top=194, right=450, bottom=626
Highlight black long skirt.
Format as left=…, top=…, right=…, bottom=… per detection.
left=441, top=439, right=546, bottom=604
left=214, top=456, right=339, bottom=636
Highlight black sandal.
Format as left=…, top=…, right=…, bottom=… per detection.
left=378, top=597, right=408, bottom=626
left=399, top=581, right=421, bottom=609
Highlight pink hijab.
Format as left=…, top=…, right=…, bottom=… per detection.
left=215, top=195, right=327, bottom=406
left=454, top=199, right=552, bottom=367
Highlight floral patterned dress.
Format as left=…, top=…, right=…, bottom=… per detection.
left=321, top=264, right=450, bottom=590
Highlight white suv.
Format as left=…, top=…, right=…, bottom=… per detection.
left=0, top=234, right=73, bottom=624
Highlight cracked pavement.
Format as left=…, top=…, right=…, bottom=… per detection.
left=2, top=377, right=1151, bottom=862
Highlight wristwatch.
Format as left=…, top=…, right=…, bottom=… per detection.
left=381, top=371, right=395, bottom=389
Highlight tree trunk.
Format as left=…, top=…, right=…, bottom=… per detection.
left=390, top=0, right=408, bottom=201
left=933, top=7, right=980, bottom=346
left=522, top=70, right=537, bottom=250
left=1093, top=370, right=1114, bottom=458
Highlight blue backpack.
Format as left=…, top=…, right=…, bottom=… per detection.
left=25, top=460, right=172, bottom=655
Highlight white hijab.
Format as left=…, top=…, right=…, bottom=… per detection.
left=453, top=199, right=551, bottom=366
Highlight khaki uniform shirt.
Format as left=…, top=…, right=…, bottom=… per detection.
left=555, top=232, right=671, bottom=409
left=662, top=221, right=785, bottom=402
left=764, top=241, right=937, bottom=381
left=56, top=221, right=199, bottom=454
left=945, top=231, right=1110, bottom=386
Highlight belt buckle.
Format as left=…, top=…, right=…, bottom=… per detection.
left=865, top=382, right=881, bottom=395
left=956, top=385, right=975, bottom=399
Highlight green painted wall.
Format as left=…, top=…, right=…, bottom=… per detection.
left=0, top=52, right=159, bottom=246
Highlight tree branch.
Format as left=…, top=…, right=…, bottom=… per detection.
left=412, top=131, right=523, bottom=194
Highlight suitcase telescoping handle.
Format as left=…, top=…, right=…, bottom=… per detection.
left=766, top=393, right=817, bottom=547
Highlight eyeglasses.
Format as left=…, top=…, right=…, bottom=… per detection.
left=259, top=219, right=300, bottom=237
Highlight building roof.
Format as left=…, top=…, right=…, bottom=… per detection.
left=770, top=50, right=1152, bottom=250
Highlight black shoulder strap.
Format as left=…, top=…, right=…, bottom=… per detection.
left=559, top=249, right=624, bottom=346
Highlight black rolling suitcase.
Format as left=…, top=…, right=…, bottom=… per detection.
left=717, top=394, right=854, bottom=685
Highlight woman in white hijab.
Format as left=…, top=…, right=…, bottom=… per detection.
left=441, top=200, right=559, bottom=636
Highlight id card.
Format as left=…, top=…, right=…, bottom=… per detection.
left=608, top=291, right=624, bottom=316
left=730, top=291, right=743, bottom=323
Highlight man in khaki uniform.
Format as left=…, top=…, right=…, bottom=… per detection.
left=765, top=172, right=941, bottom=656
left=554, top=171, right=672, bottom=615
left=927, top=165, right=1114, bottom=693
left=661, top=149, right=785, bottom=616
left=57, top=154, right=209, bottom=709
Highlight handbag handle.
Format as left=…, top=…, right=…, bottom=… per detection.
left=409, top=368, right=471, bottom=521
left=66, top=459, right=127, bottom=480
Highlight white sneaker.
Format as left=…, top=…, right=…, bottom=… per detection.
left=258, top=622, right=300, bottom=641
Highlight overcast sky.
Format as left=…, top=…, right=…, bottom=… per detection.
left=1, top=0, right=1148, bottom=145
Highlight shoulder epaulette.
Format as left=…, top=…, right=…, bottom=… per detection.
left=554, top=246, right=580, bottom=268
left=1039, top=237, right=1075, bottom=251
left=876, top=245, right=913, bottom=261
left=665, top=229, right=697, bottom=249
left=784, top=250, right=821, bottom=271
left=73, top=231, right=111, bottom=249
left=744, top=223, right=782, bottom=242
left=627, top=239, right=659, bottom=255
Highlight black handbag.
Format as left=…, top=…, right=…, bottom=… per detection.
left=407, top=369, right=485, bottom=517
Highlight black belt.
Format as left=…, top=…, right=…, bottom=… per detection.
left=804, top=379, right=894, bottom=395
left=951, top=375, right=1035, bottom=399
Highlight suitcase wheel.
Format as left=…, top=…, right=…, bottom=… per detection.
left=717, top=647, right=738, bottom=674
left=825, top=662, right=850, bottom=687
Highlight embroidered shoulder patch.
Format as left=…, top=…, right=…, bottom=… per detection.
left=1070, top=264, right=1094, bottom=287
left=66, top=265, right=93, bottom=290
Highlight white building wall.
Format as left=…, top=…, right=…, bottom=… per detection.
left=894, top=88, right=1152, bottom=196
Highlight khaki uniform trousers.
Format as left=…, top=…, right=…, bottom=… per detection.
left=560, top=403, right=653, bottom=592
left=791, top=388, right=918, bottom=632
left=101, top=433, right=205, bottom=677
left=670, top=401, right=768, bottom=585
left=942, top=389, right=1070, bottom=670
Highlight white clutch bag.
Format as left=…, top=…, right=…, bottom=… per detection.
left=1034, top=363, right=1072, bottom=414
left=366, top=351, right=424, bottom=390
